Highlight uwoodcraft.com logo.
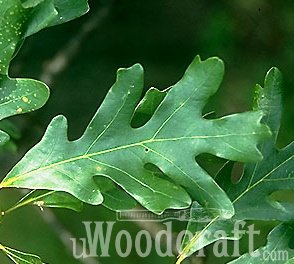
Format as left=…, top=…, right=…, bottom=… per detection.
left=70, top=210, right=289, bottom=261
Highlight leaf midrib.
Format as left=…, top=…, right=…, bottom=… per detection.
left=233, top=154, right=293, bottom=203
left=0, top=90, right=36, bottom=109
left=1, top=132, right=264, bottom=187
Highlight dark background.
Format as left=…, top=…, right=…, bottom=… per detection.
left=0, top=1, right=293, bottom=263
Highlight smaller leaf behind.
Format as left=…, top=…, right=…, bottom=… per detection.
left=48, top=0, right=89, bottom=26
left=223, top=68, right=294, bottom=221
left=95, top=177, right=137, bottom=211
left=0, top=243, right=45, bottom=264
left=6, top=190, right=84, bottom=213
left=228, top=224, right=294, bottom=264
left=178, top=67, right=293, bottom=262
left=132, top=87, right=167, bottom=127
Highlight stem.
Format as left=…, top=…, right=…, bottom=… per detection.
left=3, top=190, right=56, bottom=215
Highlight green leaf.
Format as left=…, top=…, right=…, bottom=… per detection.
left=0, top=0, right=89, bottom=146
left=95, top=177, right=138, bottom=211
left=0, top=0, right=89, bottom=74
left=228, top=224, right=294, bottom=264
left=0, top=0, right=54, bottom=74
left=220, top=67, right=294, bottom=221
left=0, top=77, right=49, bottom=146
left=178, top=67, right=294, bottom=262
left=47, top=0, right=89, bottom=26
left=0, top=56, right=270, bottom=215
left=0, top=120, right=21, bottom=140
left=132, top=87, right=167, bottom=127
left=0, top=244, right=45, bottom=264
left=178, top=201, right=237, bottom=264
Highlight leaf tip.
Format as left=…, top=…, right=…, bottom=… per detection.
left=117, top=63, right=143, bottom=75
left=266, top=67, right=282, bottom=81
left=50, top=114, right=68, bottom=126
left=192, top=54, right=224, bottom=67
left=43, top=115, right=68, bottom=140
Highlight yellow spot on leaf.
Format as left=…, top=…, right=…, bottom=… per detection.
left=16, top=107, right=22, bottom=113
left=22, top=96, right=29, bottom=103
